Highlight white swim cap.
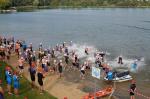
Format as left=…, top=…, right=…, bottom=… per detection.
left=54, top=60, right=56, bottom=62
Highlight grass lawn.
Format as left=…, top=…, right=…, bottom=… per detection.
left=0, top=61, right=57, bottom=99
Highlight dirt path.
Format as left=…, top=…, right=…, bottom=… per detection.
left=8, top=54, right=87, bottom=99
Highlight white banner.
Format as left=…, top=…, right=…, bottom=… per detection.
left=92, top=66, right=101, bottom=79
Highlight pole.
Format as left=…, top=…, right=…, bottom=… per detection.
left=109, top=73, right=116, bottom=99
left=114, top=73, right=116, bottom=89
left=94, top=79, right=96, bottom=99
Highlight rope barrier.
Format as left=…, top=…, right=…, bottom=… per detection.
left=134, top=91, right=150, bottom=99
left=117, top=86, right=150, bottom=99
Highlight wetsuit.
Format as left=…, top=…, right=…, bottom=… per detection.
left=118, top=57, right=123, bottom=64
left=85, top=49, right=88, bottom=55
left=37, top=73, right=44, bottom=86
left=29, top=67, right=36, bottom=82
left=65, top=48, right=68, bottom=54
left=65, top=55, right=69, bottom=64
left=99, top=53, right=105, bottom=62
left=81, top=65, right=86, bottom=75
left=130, top=84, right=136, bottom=96
left=95, top=59, right=102, bottom=67
left=58, top=63, right=63, bottom=73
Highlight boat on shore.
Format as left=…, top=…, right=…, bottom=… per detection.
left=104, top=69, right=133, bottom=82
left=0, top=7, right=17, bottom=13
left=83, top=86, right=113, bottom=99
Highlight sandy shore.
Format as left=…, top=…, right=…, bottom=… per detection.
left=6, top=53, right=119, bottom=99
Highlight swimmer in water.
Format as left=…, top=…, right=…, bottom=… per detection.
left=118, top=55, right=123, bottom=64
left=85, top=48, right=89, bottom=55
left=131, top=61, right=137, bottom=71
left=80, top=62, right=86, bottom=79
left=99, top=51, right=105, bottom=62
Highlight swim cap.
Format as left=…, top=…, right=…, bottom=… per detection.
left=21, top=57, right=24, bottom=60
left=60, top=60, right=62, bottom=63
left=54, top=60, right=56, bottom=62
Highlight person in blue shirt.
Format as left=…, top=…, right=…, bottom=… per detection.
left=6, top=67, right=12, bottom=94
left=131, top=61, right=137, bottom=72
left=13, top=71, right=19, bottom=95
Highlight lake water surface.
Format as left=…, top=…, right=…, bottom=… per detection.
left=0, top=8, right=150, bottom=98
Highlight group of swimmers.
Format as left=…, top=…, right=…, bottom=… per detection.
left=0, top=35, right=138, bottom=99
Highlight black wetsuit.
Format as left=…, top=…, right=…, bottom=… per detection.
left=130, top=84, right=136, bottom=96
left=65, top=55, right=69, bottom=64
left=100, top=53, right=105, bottom=62
left=65, top=48, right=68, bottom=54
left=118, top=57, right=123, bottom=64
left=95, top=59, right=102, bottom=67
left=58, top=63, right=63, bottom=73
left=29, top=67, right=36, bottom=81
left=85, top=50, right=88, bottom=55
left=37, top=72, right=44, bottom=86
left=51, top=50, right=55, bottom=58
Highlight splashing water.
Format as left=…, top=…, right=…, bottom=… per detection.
left=67, top=43, right=145, bottom=73
left=68, top=43, right=97, bottom=62
left=108, top=57, right=146, bottom=73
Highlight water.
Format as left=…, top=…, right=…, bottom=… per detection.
left=0, top=8, right=150, bottom=98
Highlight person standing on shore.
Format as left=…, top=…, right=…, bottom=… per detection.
left=52, top=60, right=57, bottom=73
left=64, top=53, right=69, bottom=70
left=13, top=71, right=19, bottom=95
left=18, top=57, right=25, bottom=77
left=58, top=60, right=63, bottom=78
left=15, top=41, right=20, bottom=58
left=80, top=62, right=86, bottom=79
left=6, top=66, right=12, bottom=94
left=37, top=67, right=45, bottom=94
left=29, top=62, right=36, bottom=88
left=129, top=80, right=136, bottom=99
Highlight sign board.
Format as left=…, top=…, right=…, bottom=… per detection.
left=92, top=66, right=101, bottom=79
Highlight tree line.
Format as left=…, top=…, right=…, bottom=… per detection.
left=0, top=0, right=150, bottom=9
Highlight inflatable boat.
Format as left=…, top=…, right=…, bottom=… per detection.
left=83, top=86, right=113, bottom=99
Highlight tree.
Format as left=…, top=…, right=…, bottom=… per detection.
left=33, top=0, right=39, bottom=6
left=0, top=0, right=10, bottom=9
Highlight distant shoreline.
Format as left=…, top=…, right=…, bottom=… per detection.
left=0, top=5, right=150, bottom=13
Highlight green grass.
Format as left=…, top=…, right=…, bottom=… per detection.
left=0, top=61, right=57, bottom=99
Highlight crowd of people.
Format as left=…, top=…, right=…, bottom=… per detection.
left=0, top=35, right=137, bottom=99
